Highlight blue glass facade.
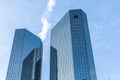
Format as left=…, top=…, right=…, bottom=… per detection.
left=50, top=46, right=58, bottom=80
left=51, top=12, right=75, bottom=80
left=6, top=29, right=42, bottom=80
left=21, top=48, right=42, bottom=80
left=50, top=9, right=97, bottom=80
left=21, top=50, right=34, bottom=80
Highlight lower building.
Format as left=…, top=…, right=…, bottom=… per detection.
left=6, top=29, right=43, bottom=80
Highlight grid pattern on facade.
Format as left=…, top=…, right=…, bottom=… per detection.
left=50, top=9, right=97, bottom=80
left=70, top=10, right=91, bottom=80
left=50, top=46, right=58, bottom=80
left=21, top=48, right=42, bottom=80
left=6, top=29, right=42, bottom=80
left=21, top=50, right=34, bottom=80
left=51, top=12, right=75, bottom=80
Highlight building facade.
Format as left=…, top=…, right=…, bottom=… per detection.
left=21, top=48, right=42, bottom=80
left=50, top=9, right=97, bottom=80
left=50, top=46, right=58, bottom=80
left=6, top=29, right=42, bottom=80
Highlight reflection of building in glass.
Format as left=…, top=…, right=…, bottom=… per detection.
left=6, top=29, right=42, bottom=80
left=21, top=48, right=42, bottom=80
left=50, top=9, right=97, bottom=80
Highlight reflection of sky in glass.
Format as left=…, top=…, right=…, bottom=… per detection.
left=6, top=29, right=42, bottom=80
left=0, top=0, right=120, bottom=80
left=50, top=9, right=97, bottom=80
left=70, top=10, right=97, bottom=80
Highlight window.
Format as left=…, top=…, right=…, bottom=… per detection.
left=74, top=15, right=78, bottom=19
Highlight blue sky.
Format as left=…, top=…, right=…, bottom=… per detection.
left=0, top=0, right=120, bottom=80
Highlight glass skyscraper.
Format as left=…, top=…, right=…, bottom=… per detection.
left=6, top=29, right=42, bottom=80
left=50, top=9, right=97, bottom=80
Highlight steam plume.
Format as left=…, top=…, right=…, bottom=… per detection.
left=39, top=0, right=56, bottom=41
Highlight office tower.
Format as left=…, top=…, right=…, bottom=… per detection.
left=6, top=29, right=42, bottom=80
left=50, top=9, right=97, bottom=80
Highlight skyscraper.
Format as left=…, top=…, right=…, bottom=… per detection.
left=50, top=9, right=97, bottom=80
left=6, top=29, right=42, bottom=80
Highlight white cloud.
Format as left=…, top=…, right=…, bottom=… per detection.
left=39, top=0, right=56, bottom=41
left=40, top=18, right=51, bottom=40
left=47, top=0, right=56, bottom=12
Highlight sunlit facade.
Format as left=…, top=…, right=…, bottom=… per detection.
left=6, top=29, right=42, bottom=80
left=50, top=9, right=97, bottom=80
